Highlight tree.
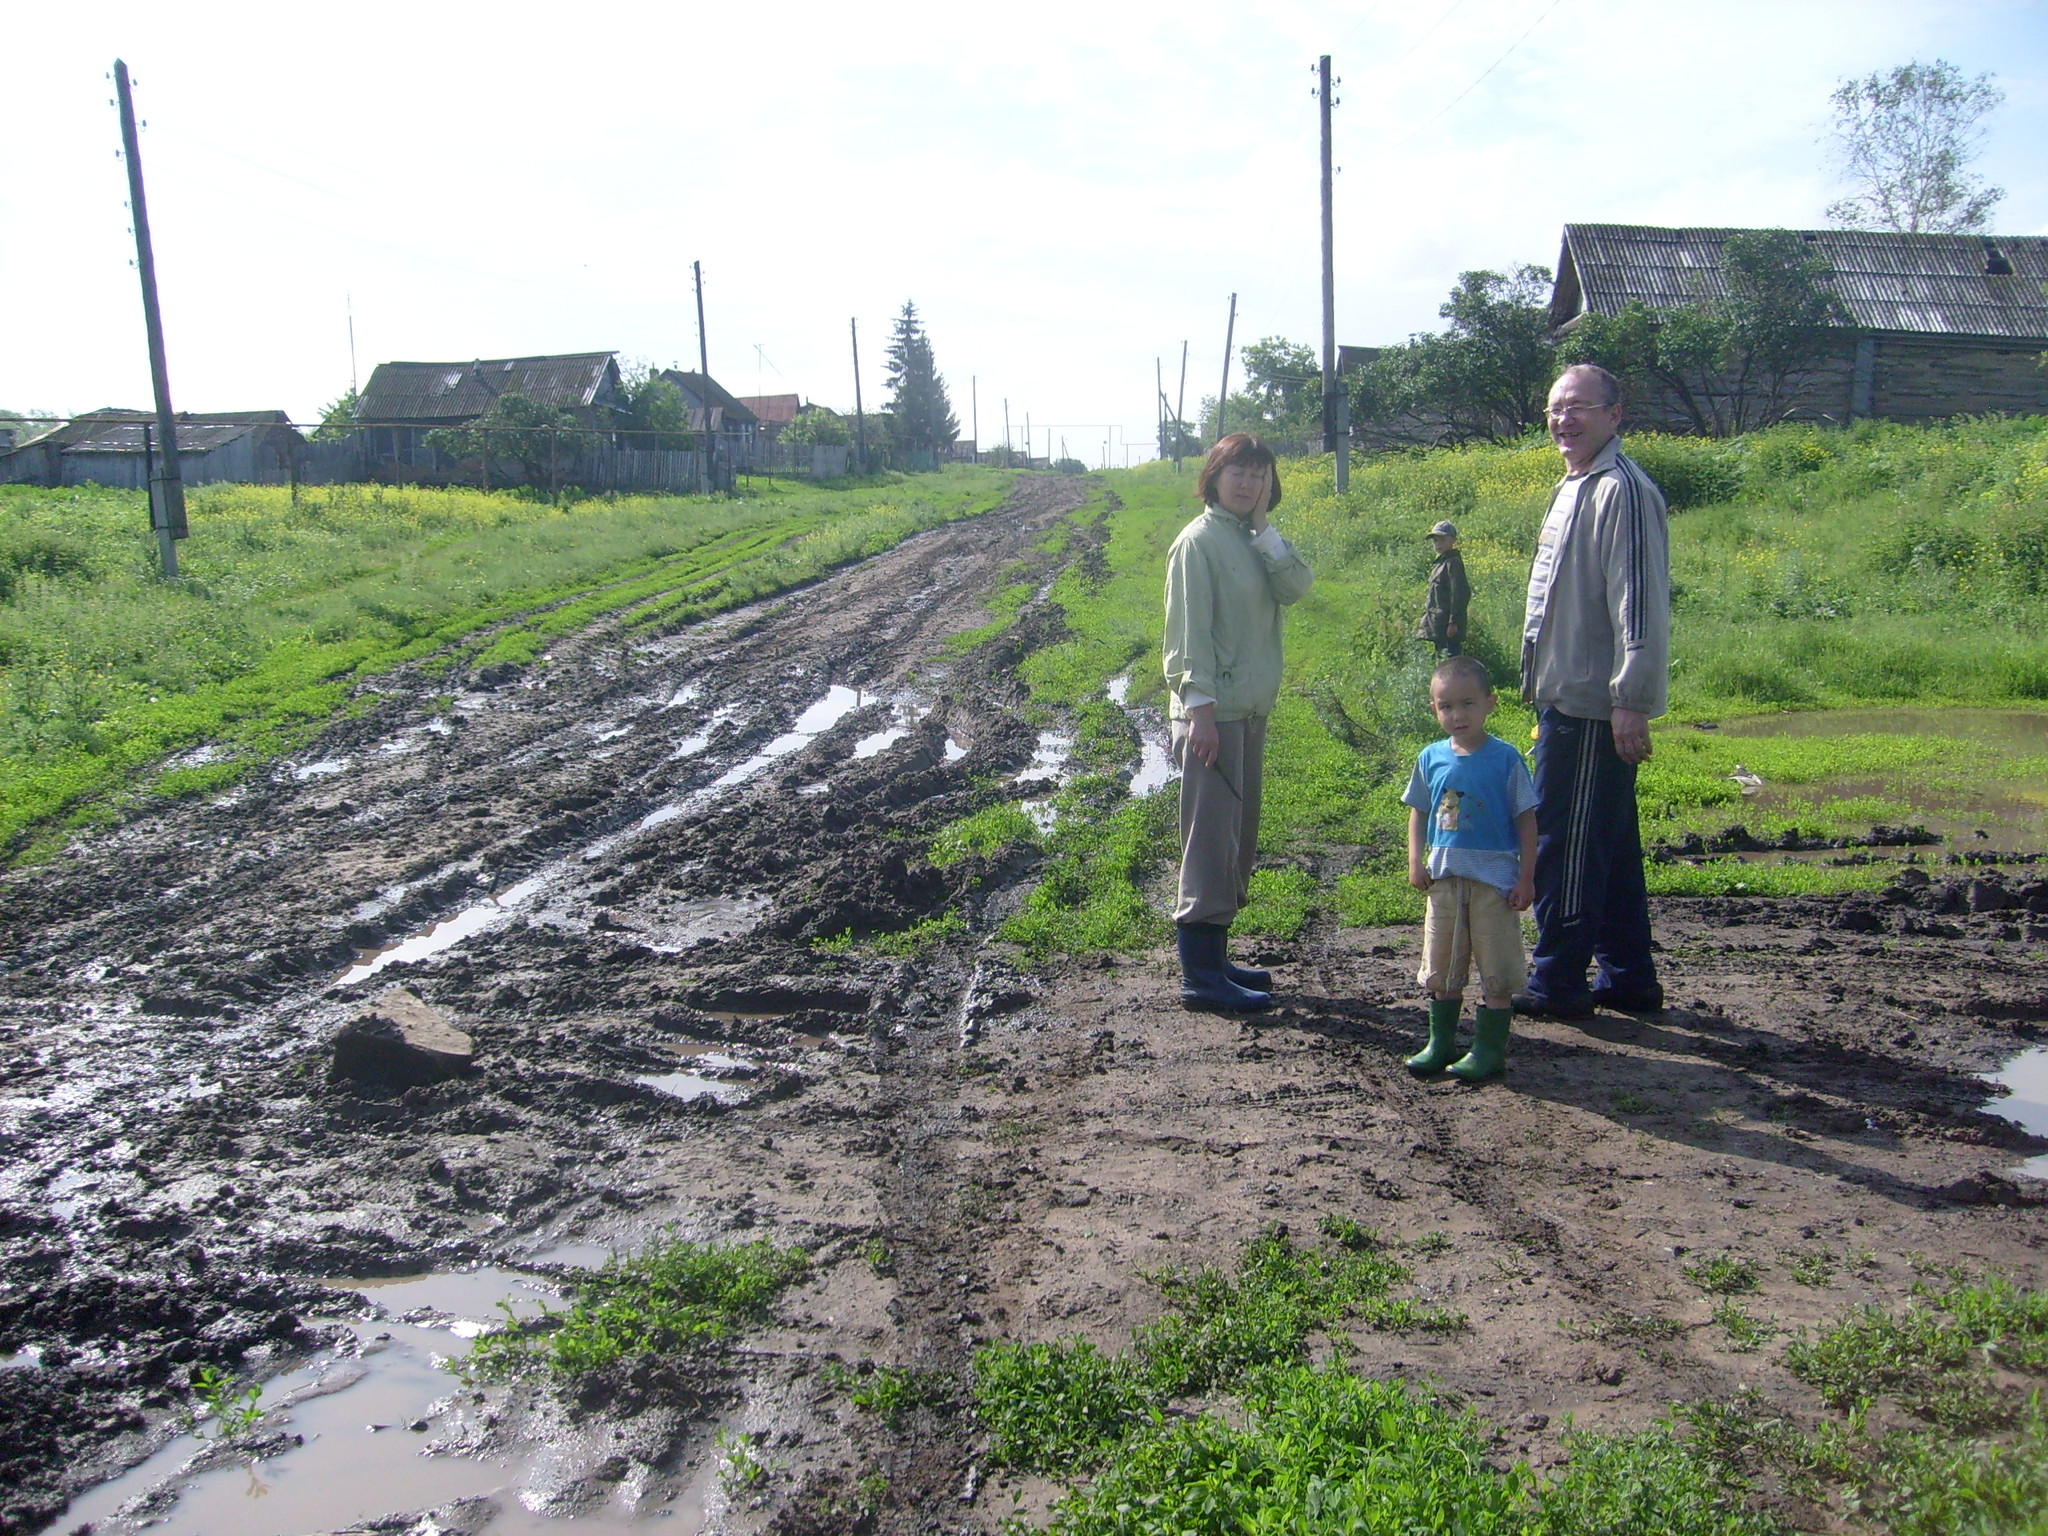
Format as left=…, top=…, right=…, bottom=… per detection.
left=619, top=367, right=694, bottom=451
left=1239, top=336, right=1321, bottom=438
left=884, top=302, right=959, bottom=454
left=781, top=405, right=851, bottom=447
left=1826, top=60, right=2005, bottom=233
left=424, top=392, right=579, bottom=487
left=1558, top=230, right=1846, bottom=435
left=312, top=389, right=359, bottom=442
left=1348, top=266, right=1557, bottom=445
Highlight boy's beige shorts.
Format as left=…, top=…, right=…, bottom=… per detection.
left=1417, top=874, right=1525, bottom=997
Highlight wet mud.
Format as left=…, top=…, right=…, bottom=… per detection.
left=3, top=474, right=2046, bottom=1534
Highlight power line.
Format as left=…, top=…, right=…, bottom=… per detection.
left=1391, top=0, right=1570, bottom=145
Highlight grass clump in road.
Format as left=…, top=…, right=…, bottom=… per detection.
left=0, top=468, right=1011, bottom=859
left=973, top=1227, right=1464, bottom=1476
left=1684, top=1252, right=1763, bottom=1295
left=465, top=1236, right=807, bottom=1380
left=1679, top=1279, right=2048, bottom=1533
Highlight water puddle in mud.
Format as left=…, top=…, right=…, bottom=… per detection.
left=1105, top=674, right=1176, bottom=798
left=1715, top=709, right=2048, bottom=852
left=1014, top=730, right=1073, bottom=785
left=851, top=726, right=908, bottom=759
left=44, top=1269, right=594, bottom=1536
left=697, top=684, right=865, bottom=795
left=337, top=875, right=548, bottom=986
left=292, top=759, right=348, bottom=780
left=636, top=1068, right=750, bottom=1104
left=944, top=738, right=969, bottom=762
left=1984, top=1045, right=2048, bottom=1180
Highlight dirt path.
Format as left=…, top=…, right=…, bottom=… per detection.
left=2, top=472, right=2045, bottom=1535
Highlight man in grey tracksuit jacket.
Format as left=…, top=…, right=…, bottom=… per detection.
left=1517, top=364, right=1671, bottom=1017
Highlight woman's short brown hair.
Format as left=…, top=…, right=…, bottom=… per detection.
left=1196, top=432, right=1282, bottom=511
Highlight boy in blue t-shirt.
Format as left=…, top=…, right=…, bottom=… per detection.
left=1400, top=656, right=1538, bottom=1081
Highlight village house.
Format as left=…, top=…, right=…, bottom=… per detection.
left=737, top=393, right=804, bottom=441
left=1550, top=224, right=2048, bottom=426
left=0, top=408, right=303, bottom=488
left=352, top=352, right=627, bottom=474
left=656, top=371, right=760, bottom=465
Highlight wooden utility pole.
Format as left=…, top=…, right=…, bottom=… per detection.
left=1156, top=357, right=1165, bottom=463
left=1025, top=412, right=1032, bottom=467
left=971, top=375, right=978, bottom=461
left=693, top=261, right=713, bottom=492
left=1002, top=398, right=1011, bottom=458
left=1175, top=341, right=1189, bottom=469
left=850, top=318, right=868, bottom=473
left=114, top=59, right=185, bottom=578
left=1317, top=55, right=1350, bottom=491
left=1217, top=293, right=1238, bottom=444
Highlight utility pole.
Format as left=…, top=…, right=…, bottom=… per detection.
left=114, top=59, right=185, bottom=579
left=970, top=375, right=978, bottom=461
left=1175, top=341, right=1189, bottom=469
left=850, top=317, right=868, bottom=474
left=1002, top=398, right=1011, bottom=458
left=347, top=294, right=358, bottom=396
left=1317, top=55, right=1350, bottom=491
left=1156, top=357, right=1165, bottom=464
left=693, top=261, right=713, bottom=493
left=1217, top=293, right=1238, bottom=444
left=1025, top=412, right=1032, bottom=466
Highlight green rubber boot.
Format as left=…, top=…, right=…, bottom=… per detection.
left=1405, top=998, right=1462, bottom=1075
left=1447, top=1006, right=1510, bottom=1081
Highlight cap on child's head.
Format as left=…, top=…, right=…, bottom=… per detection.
left=1428, top=520, right=1458, bottom=539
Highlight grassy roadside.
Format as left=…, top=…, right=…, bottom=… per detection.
left=935, top=418, right=2048, bottom=947
left=0, top=468, right=1012, bottom=859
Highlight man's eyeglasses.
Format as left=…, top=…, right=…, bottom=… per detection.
left=1547, top=403, right=1613, bottom=419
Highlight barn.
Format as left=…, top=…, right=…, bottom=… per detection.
left=1550, top=225, right=2048, bottom=425
left=0, top=409, right=303, bottom=488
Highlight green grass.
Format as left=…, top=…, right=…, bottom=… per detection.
left=0, top=469, right=1012, bottom=858
left=464, top=1236, right=808, bottom=1379
left=1710, top=1299, right=1778, bottom=1353
left=973, top=1227, right=1464, bottom=1476
left=1679, top=1280, right=2048, bottom=1533
left=1684, top=1253, right=1763, bottom=1296
left=967, top=421, right=2048, bottom=949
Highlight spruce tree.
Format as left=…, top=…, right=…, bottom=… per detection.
left=883, top=301, right=959, bottom=453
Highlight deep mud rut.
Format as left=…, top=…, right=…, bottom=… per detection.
left=3, top=473, right=2046, bottom=1535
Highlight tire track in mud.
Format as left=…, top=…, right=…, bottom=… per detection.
left=0, top=475, right=1100, bottom=1536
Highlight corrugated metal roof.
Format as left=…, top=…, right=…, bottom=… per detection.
left=737, top=393, right=802, bottom=426
left=55, top=410, right=297, bottom=455
left=1554, top=225, right=2048, bottom=341
left=356, top=353, right=620, bottom=424
left=658, top=370, right=760, bottom=425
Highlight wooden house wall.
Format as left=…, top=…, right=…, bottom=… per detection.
left=1870, top=336, right=2048, bottom=420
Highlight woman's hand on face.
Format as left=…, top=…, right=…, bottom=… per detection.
left=1185, top=703, right=1220, bottom=768
left=1216, top=462, right=1272, bottom=523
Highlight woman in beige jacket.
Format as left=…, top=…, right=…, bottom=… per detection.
left=1161, top=434, right=1314, bottom=1010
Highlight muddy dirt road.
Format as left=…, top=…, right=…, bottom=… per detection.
left=3, top=472, right=2046, bottom=1535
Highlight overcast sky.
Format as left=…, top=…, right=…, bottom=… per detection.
left=4, top=0, right=2044, bottom=464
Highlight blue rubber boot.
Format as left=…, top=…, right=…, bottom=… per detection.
left=1220, top=929, right=1272, bottom=992
left=1177, top=924, right=1273, bottom=1013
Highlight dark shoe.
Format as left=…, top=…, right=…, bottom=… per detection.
left=1591, top=985, right=1664, bottom=1013
left=1512, top=989, right=1595, bottom=1020
left=1447, top=1005, right=1510, bottom=1081
left=1405, top=998, right=1462, bottom=1075
left=1177, top=925, right=1273, bottom=1013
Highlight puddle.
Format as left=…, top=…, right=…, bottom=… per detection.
left=1713, top=708, right=2048, bottom=853
left=797, top=782, right=830, bottom=795
left=851, top=726, right=909, bottom=760
left=1129, top=736, right=1176, bottom=797
left=1106, top=675, right=1131, bottom=706
left=292, top=759, right=348, bottom=780
left=943, top=738, right=969, bottom=762
left=44, top=1270, right=573, bottom=1536
left=635, top=1070, right=750, bottom=1104
left=1984, top=1045, right=2048, bottom=1180
left=3, top=1345, right=41, bottom=1370
left=1013, top=730, right=1074, bottom=785
left=336, top=874, right=548, bottom=986
left=590, top=723, right=635, bottom=742
left=692, top=685, right=866, bottom=798
left=1021, top=798, right=1058, bottom=833
left=662, top=683, right=702, bottom=710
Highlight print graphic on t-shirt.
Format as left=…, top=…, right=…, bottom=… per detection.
left=1435, top=788, right=1463, bottom=834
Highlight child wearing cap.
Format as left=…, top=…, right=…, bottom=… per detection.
left=1401, top=656, right=1538, bottom=1081
left=1418, top=521, right=1470, bottom=657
